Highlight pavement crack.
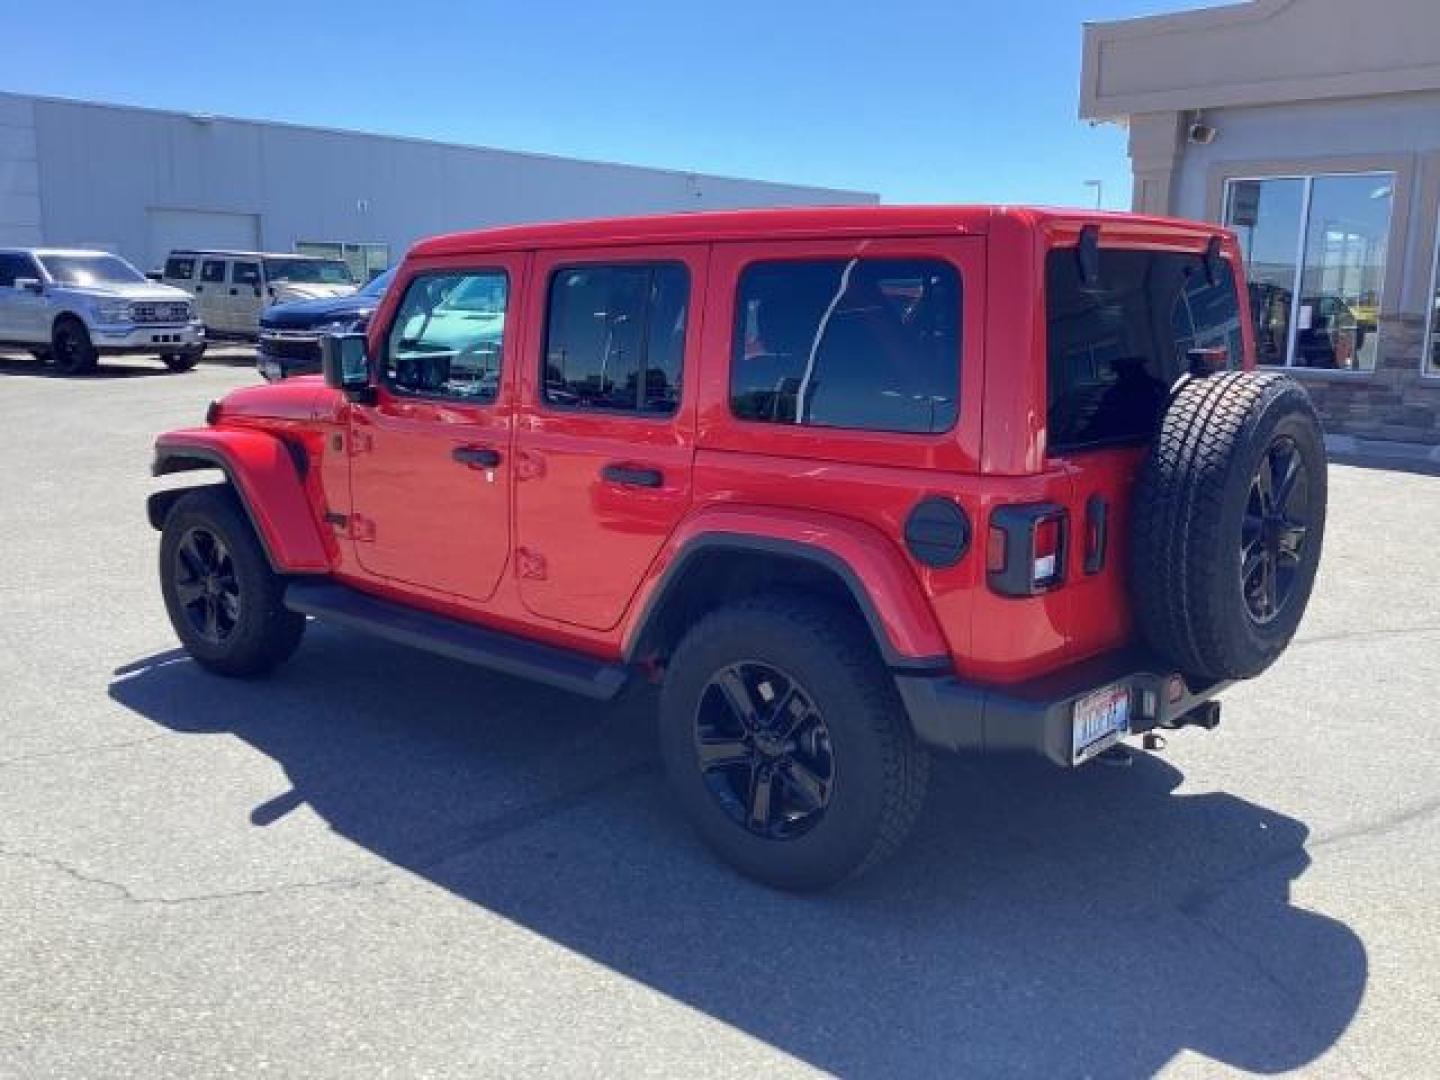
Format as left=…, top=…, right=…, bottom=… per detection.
left=0, top=839, right=390, bottom=906
left=0, top=734, right=168, bottom=769
left=1289, top=622, right=1440, bottom=649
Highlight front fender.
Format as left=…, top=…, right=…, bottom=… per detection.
left=625, top=505, right=950, bottom=669
left=152, top=428, right=330, bottom=574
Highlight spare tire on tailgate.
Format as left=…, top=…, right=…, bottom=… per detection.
left=1131, top=371, right=1326, bottom=681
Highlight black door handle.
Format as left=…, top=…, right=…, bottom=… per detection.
left=229, top=287, right=238, bottom=295
left=453, top=446, right=502, bottom=468
left=601, top=464, right=663, bottom=488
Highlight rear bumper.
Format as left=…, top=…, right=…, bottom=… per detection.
left=895, top=650, right=1230, bottom=768
left=257, top=333, right=322, bottom=381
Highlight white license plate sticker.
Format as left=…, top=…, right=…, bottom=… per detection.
left=1072, top=684, right=1130, bottom=764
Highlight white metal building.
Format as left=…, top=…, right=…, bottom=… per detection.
left=0, top=91, right=875, bottom=281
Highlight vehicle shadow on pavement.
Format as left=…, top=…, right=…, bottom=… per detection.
left=0, top=354, right=175, bottom=379
left=110, top=626, right=1366, bottom=1077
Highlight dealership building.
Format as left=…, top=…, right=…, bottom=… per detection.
left=0, top=91, right=873, bottom=283
left=1083, top=0, right=1440, bottom=446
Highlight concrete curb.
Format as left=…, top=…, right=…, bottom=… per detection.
left=1325, top=434, right=1440, bottom=476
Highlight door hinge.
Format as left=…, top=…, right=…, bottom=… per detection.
left=350, top=514, right=376, bottom=543
left=514, top=449, right=546, bottom=481
left=515, top=547, right=547, bottom=580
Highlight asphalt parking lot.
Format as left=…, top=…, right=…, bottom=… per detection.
left=1, top=350, right=1437, bottom=1078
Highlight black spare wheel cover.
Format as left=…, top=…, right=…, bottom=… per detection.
left=1130, top=371, right=1327, bottom=681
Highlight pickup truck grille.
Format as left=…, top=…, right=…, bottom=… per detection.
left=131, top=301, right=191, bottom=324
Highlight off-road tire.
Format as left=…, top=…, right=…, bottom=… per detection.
left=159, top=486, right=306, bottom=677
left=1131, top=371, right=1326, bottom=681
left=51, top=317, right=97, bottom=375
left=659, top=594, right=929, bottom=891
left=162, top=349, right=203, bottom=372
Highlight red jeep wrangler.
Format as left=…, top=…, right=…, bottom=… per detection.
left=149, top=207, right=1326, bottom=890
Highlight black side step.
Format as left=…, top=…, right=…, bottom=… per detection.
left=284, top=580, right=630, bottom=701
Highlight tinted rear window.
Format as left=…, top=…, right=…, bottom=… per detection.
left=731, top=258, right=960, bottom=434
left=1046, top=248, right=1242, bottom=452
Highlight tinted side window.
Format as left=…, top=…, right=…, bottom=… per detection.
left=232, top=262, right=260, bottom=287
left=0, top=253, right=38, bottom=288
left=201, top=260, right=227, bottom=283
left=730, top=258, right=960, bottom=433
left=165, top=257, right=195, bottom=281
left=384, top=270, right=507, bottom=401
left=1046, top=248, right=1242, bottom=452
left=543, top=263, right=688, bottom=414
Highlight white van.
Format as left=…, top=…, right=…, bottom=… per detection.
left=162, top=250, right=357, bottom=337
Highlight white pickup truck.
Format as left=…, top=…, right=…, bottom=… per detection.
left=0, top=247, right=205, bottom=374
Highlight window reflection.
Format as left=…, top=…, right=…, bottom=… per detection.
left=1225, top=172, right=1393, bottom=372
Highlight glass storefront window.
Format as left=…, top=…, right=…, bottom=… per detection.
left=1224, top=172, right=1394, bottom=372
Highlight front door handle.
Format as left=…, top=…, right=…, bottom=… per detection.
left=453, top=445, right=502, bottom=468
left=229, top=287, right=238, bottom=296
left=601, top=463, right=663, bottom=488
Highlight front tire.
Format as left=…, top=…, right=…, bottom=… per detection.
left=659, top=595, right=929, bottom=891
left=51, top=317, right=97, bottom=375
left=162, top=348, right=204, bottom=372
left=159, top=487, right=306, bottom=677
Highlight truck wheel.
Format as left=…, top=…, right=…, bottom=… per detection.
left=659, top=594, right=929, bottom=891
left=162, top=349, right=203, bottom=372
left=159, top=487, right=306, bottom=677
left=51, top=318, right=97, bottom=375
left=1131, top=371, right=1327, bottom=681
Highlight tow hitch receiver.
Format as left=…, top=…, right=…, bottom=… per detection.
left=1165, top=700, right=1221, bottom=731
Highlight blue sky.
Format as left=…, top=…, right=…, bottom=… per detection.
left=4, top=0, right=1218, bottom=208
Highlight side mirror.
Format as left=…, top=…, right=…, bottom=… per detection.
left=14, top=277, right=43, bottom=294
left=320, top=332, right=373, bottom=402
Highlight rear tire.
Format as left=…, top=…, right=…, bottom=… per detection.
left=51, top=317, right=97, bottom=375
left=159, top=487, right=306, bottom=677
left=659, top=594, right=929, bottom=891
left=1131, top=371, right=1326, bottom=680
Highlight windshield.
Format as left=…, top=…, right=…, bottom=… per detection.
left=359, top=267, right=396, bottom=299
left=39, top=253, right=146, bottom=287
left=263, top=258, right=354, bottom=285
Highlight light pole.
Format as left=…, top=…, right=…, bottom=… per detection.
left=1083, top=179, right=1104, bottom=210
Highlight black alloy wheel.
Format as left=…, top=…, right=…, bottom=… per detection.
left=1240, top=435, right=1310, bottom=624
left=693, top=661, right=835, bottom=840
left=172, top=525, right=242, bottom=644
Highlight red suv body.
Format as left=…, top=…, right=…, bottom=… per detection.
left=150, top=206, right=1325, bottom=889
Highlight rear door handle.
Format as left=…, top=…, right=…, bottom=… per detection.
left=453, top=446, right=502, bottom=468
left=601, top=463, right=663, bottom=488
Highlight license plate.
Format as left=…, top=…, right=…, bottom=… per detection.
left=1072, top=684, right=1130, bottom=764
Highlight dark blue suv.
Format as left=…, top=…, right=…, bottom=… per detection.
left=257, top=268, right=395, bottom=381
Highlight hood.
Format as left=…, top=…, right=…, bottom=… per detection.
left=270, top=282, right=358, bottom=304
left=215, top=380, right=328, bottom=424
left=260, top=292, right=377, bottom=330
left=59, top=281, right=195, bottom=302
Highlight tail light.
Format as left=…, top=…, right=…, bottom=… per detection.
left=987, top=504, right=1067, bottom=596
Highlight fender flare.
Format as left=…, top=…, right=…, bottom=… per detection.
left=624, top=507, right=952, bottom=672
left=150, top=428, right=330, bottom=574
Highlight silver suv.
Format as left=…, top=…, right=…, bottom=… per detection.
left=0, top=248, right=206, bottom=374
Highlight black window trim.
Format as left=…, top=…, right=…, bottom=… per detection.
left=377, top=265, right=511, bottom=405
left=726, top=254, right=965, bottom=437
left=538, top=258, right=691, bottom=420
